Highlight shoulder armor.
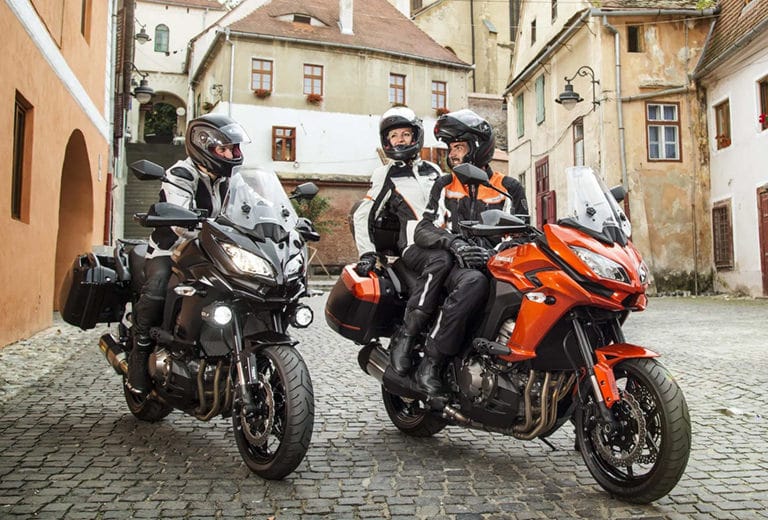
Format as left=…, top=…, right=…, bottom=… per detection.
left=169, top=166, right=194, bottom=181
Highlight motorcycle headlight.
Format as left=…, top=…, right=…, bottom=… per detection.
left=570, top=246, right=629, bottom=283
left=285, top=254, right=305, bottom=277
left=221, top=243, right=275, bottom=279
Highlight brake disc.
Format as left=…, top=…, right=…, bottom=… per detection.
left=240, top=374, right=274, bottom=446
left=590, top=392, right=647, bottom=466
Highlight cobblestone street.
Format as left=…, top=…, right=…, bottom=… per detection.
left=1, top=294, right=767, bottom=519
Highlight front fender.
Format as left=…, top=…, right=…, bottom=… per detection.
left=593, top=343, right=659, bottom=407
left=243, top=330, right=298, bottom=350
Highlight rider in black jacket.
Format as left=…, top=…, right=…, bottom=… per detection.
left=411, top=109, right=528, bottom=397
left=127, top=114, right=250, bottom=395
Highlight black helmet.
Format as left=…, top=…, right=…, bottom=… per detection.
left=185, top=114, right=250, bottom=177
left=434, top=109, right=495, bottom=169
left=379, top=106, right=424, bottom=162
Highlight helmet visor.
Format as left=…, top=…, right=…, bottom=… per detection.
left=190, top=122, right=251, bottom=150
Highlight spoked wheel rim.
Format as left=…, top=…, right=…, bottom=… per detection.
left=234, top=354, right=287, bottom=465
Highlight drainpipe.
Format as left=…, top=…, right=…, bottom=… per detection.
left=470, top=0, right=476, bottom=92
left=226, top=27, right=234, bottom=117
left=602, top=16, right=628, bottom=191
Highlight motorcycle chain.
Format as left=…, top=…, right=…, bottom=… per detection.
left=590, top=392, right=647, bottom=467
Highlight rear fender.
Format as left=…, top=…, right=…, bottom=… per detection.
left=593, top=343, right=659, bottom=407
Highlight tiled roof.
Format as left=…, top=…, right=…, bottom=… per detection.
left=142, top=0, right=225, bottom=9
left=226, top=0, right=469, bottom=67
left=598, top=1, right=704, bottom=8
left=696, top=0, right=768, bottom=76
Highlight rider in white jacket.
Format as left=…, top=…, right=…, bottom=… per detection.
left=351, top=106, right=445, bottom=375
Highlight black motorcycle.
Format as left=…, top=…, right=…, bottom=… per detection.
left=60, top=160, right=320, bottom=479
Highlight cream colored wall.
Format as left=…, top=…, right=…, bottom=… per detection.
left=1, top=1, right=110, bottom=346
left=413, top=0, right=510, bottom=95
left=196, top=37, right=469, bottom=118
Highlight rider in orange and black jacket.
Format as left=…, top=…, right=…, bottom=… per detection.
left=409, top=109, right=528, bottom=398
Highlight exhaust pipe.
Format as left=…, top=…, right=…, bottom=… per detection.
left=99, top=334, right=128, bottom=376
left=358, top=343, right=426, bottom=401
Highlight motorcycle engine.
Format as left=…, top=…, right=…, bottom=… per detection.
left=458, top=354, right=526, bottom=408
left=149, top=349, right=214, bottom=396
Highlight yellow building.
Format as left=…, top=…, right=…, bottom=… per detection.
left=1, top=1, right=112, bottom=346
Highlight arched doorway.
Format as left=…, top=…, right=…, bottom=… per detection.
left=144, top=101, right=178, bottom=144
left=53, top=130, right=93, bottom=310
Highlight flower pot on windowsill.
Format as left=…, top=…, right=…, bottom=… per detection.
left=435, top=107, right=450, bottom=117
left=306, top=93, right=323, bottom=105
left=716, top=134, right=731, bottom=149
left=253, top=89, right=271, bottom=99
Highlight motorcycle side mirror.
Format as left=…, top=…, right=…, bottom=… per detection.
left=130, top=159, right=165, bottom=181
left=291, top=182, right=319, bottom=201
left=610, top=185, right=627, bottom=203
left=452, top=163, right=491, bottom=187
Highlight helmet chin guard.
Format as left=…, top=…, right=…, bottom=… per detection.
left=186, top=114, right=250, bottom=177
left=434, top=109, right=495, bottom=170
left=379, top=106, right=424, bottom=162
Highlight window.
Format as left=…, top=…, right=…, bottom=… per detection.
left=154, top=24, right=169, bottom=53
left=712, top=201, right=734, bottom=270
left=531, top=19, right=537, bottom=45
left=627, top=25, right=643, bottom=52
left=431, top=81, right=447, bottom=110
left=535, top=75, right=545, bottom=125
left=272, top=127, right=295, bottom=161
left=515, top=94, right=524, bottom=138
left=411, top=0, right=423, bottom=11
left=294, top=14, right=311, bottom=24
left=551, top=1, right=558, bottom=22
left=251, top=59, right=273, bottom=92
left=714, top=100, right=731, bottom=149
left=80, top=0, right=91, bottom=41
left=573, top=118, right=584, bottom=166
left=646, top=103, right=680, bottom=161
left=389, top=73, right=406, bottom=105
left=12, top=92, right=32, bottom=222
left=758, top=77, right=767, bottom=131
left=303, top=64, right=323, bottom=95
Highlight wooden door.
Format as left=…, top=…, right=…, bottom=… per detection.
left=758, top=187, right=768, bottom=296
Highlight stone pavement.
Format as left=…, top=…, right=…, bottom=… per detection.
left=1, top=294, right=767, bottom=519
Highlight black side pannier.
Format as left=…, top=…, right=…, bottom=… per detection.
left=60, top=253, right=127, bottom=330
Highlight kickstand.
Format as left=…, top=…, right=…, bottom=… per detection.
left=539, top=437, right=558, bottom=451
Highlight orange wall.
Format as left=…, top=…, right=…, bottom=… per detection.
left=0, top=1, right=110, bottom=346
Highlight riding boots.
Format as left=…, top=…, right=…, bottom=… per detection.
left=415, top=345, right=445, bottom=397
left=127, top=335, right=153, bottom=396
left=390, top=308, right=430, bottom=376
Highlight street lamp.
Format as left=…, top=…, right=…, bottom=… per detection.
left=134, top=20, right=151, bottom=45
left=128, top=63, right=154, bottom=104
left=556, top=65, right=600, bottom=111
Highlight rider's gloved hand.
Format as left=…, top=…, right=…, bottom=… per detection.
left=355, top=252, right=378, bottom=276
left=449, top=239, right=490, bottom=270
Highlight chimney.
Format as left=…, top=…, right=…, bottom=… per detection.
left=339, top=0, right=353, bottom=35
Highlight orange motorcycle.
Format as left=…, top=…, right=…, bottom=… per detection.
left=325, top=164, right=690, bottom=503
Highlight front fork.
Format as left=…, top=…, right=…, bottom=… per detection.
left=570, top=314, right=659, bottom=425
left=229, top=310, right=258, bottom=415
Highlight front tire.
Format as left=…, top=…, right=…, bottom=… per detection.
left=575, top=358, right=691, bottom=503
left=382, top=387, right=446, bottom=437
left=232, top=345, right=314, bottom=480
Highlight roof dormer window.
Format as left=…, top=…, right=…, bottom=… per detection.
left=294, top=14, right=311, bottom=24
left=275, top=13, right=327, bottom=27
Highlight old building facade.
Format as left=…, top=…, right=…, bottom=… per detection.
left=1, top=0, right=112, bottom=346
left=506, top=2, right=718, bottom=293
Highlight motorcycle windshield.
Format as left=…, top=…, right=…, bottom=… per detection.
left=220, top=169, right=298, bottom=236
left=565, top=166, right=631, bottom=244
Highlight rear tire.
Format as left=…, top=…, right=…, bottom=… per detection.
left=382, top=387, right=446, bottom=437
left=575, top=358, right=690, bottom=503
left=232, top=346, right=314, bottom=480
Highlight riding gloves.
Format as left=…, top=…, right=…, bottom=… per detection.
left=355, top=252, right=379, bottom=276
left=449, top=239, right=490, bottom=270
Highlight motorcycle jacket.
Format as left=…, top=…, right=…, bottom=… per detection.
left=146, top=157, right=229, bottom=259
left=353, top=159, right=443, bottom=257
left=415, top=168, right=528, bottom=250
